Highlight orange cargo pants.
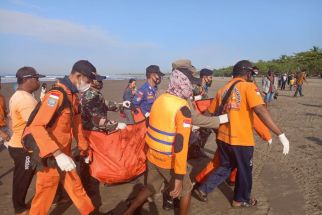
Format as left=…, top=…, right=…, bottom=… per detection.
left=29, top=167, right=94, bottom=215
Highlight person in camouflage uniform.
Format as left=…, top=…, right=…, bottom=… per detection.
left=189, top=68, right=214, bottom=159
left=80, top=76, right=129, bottom=133
left=79, top=74, right=129, bottom=213
left=192, top=68, right=213, bottom=100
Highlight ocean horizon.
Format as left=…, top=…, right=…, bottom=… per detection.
left=0, top=74, right=148, bottom=83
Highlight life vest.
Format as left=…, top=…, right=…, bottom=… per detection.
left=145, top=93, right=188, bottom=155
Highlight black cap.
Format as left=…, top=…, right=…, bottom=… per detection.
left=199, top=68, right=213, bottom=78
left=72, top=60, right=97, bottom=80
left=232, top=60, right=254, bottom=77
left=95, top=74, right=106, bottom=81
left=146, top=65, right=165, bottom=76
left=16, top=67, right=45, bottom=79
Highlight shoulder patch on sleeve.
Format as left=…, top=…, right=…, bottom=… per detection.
left=180, top=106, right=191, bottom=118
left=255, top=88, right=261, bottom=95
left=47, top=92, right=60, bottom=106
left=174, top=134, right=184, bottom=153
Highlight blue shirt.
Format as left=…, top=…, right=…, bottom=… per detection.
left=132, top=82, right=157, bottom=115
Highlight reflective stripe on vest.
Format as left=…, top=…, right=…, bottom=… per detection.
left=145, top=93, right=188, bottom=155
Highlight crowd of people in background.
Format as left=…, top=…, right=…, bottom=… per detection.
left=0, top=59, right=307, bottom=215
left=261, top=70, right=308, bottom=107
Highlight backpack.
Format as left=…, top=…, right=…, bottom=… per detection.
left=22, top=86, right=72, bottom=170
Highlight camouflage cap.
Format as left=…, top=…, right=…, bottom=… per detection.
left=172, top=59, right=201, bottom=85
left=172, top=59, right=197, bottom=74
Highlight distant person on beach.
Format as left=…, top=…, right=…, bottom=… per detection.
left=0, top=91, right=11, bottom=147
left=294, top=70, right=307, bottom=97
left=280, top=73, right=287, bottom=90
left=8, top=67, right=44, bottom=215
left=26, top=60, right=96, bottom=214
left=192, top=68, right=213, bottom=100
left=193, top=60, right=290, bottom=208
left=287, top=73, right=292, bottom=85
left=123, top=78, right=137, bottom=123
left=39, top=83, right=47, bottom=101
left=289, top=74, right=295, bottom=91
left=132, top=65, right=165, bottom=117
left=262, top=71, right=274, bottom=107
left=123, top=59, right=207, bottom=215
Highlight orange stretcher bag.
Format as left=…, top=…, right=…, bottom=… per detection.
left=193, top=99, right=212, bottom=113
left=85, top=108, right=147, bottom=184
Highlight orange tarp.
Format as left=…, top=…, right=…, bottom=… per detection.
left=85, top=109, right=147, bottom=184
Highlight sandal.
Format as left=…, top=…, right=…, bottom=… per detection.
left=232, top=199, right=258, bottom=208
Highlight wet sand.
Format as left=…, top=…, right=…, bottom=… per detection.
left=0, top=78, right=322, bottom=215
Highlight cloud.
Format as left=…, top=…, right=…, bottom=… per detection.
left=9, top=0, right=42, bottom=11
left=0, top=8, right=156, bottom=49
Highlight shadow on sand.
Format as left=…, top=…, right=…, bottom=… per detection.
left=103, top=183, right=159, bottom=215
left=305, top=113, right=322, bottom=118
left=300, top=103, right=322, bottom=108
left=306, top=136, right=322, bottom=147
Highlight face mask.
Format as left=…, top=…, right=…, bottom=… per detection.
left=92, top=80, right=103, bottom=90
left=77, top=78, right=91, bottom=92
left=206, top=79, right=212, bottom=87
left=152, top=75, right=161, bottom=85
left=182, top=90, right=192, bottom=99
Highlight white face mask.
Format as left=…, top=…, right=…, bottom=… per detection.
left=77, top=78, right=91, bottom=92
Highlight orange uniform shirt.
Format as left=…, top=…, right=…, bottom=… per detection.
left=253, top=113, right=271, bottom=141
left=28, top=82, right=89, bottom=157
left=9, top=90, right=38, bottom=148
left=208, top=78, right=264, bottom=146
left=0, top=93, right=7, bottom=127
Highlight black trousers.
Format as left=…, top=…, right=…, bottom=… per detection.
left=78, top=160, right=101, bottom=211
left=8, top=147, right=35, bottom=213
left=200, top=140, right=254, bottom=202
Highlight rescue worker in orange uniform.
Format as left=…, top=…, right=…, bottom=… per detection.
left=27, top=60, right=97, bottom=214
left=195, top=67, right=273, bottom=185
left=193, top=60, right=290, bottom=207
left=123, top=59, right=229, bottom=215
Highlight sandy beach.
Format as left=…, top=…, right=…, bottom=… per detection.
left=0, top=77, right=322, bottom=215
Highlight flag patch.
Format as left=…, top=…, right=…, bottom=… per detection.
left=47, top=93, right=59, bottom=106
left=183, top=119, right=192, bottom=128
left=49, top=94, right=59, bottom=99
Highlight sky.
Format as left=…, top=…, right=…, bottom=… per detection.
left=0, top=0, right=322, bottom=75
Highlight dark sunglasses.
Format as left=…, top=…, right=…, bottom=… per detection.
left=23, top=75, right=39, bottom=81
left=242, top=66, right=259, bottom=76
